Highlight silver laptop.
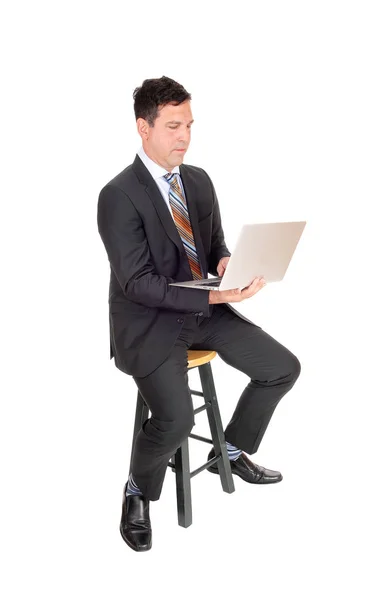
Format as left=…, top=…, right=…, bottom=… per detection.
left=169, top=221, right=306, bottom=291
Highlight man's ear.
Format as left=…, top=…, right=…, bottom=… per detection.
left=136, top=118, right=149, bottom=141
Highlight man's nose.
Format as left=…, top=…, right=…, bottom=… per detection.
left=178, top=128, right=190, bottom=144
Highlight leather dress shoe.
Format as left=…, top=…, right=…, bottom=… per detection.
left=119, top=483, right=152, bottom=552
left=207, top=448, right=283, bottom=484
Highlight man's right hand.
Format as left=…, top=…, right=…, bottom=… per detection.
left=209, top=277, right=267, bottom=304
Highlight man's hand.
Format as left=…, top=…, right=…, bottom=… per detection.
left=217, top=256, right=230, bottom=277
left=209, top=277, right=266, bottom=304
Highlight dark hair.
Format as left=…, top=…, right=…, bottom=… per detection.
left=133, top=76, right=191, bottom=126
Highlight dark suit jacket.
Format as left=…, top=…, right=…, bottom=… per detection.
left=97, top=154, right=255, bottom=377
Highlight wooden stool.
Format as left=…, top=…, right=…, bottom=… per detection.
left=129, top=350, right=235, bottom=527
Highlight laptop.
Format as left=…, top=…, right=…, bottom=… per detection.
left=169, top=221, right=306, bottom=291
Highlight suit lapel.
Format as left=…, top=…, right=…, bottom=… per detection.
left=132, top=155, right=208, bottom=278
left=133, top=155, right=184, bottom=256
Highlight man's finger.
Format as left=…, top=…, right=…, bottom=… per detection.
left=249, top=277, right=260, bottom=289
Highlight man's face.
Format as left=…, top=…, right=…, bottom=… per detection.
left=137, top=100, right=193, bottom=171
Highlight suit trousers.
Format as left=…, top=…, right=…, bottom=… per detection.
left=131, top=303, right=301, bottom=501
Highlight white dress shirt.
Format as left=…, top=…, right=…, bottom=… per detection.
left=137, top=146, right=188, bottom=219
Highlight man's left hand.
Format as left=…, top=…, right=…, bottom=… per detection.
left=217, top=256, right=230, bottom=277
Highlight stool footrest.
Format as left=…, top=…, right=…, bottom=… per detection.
left=168, top=455, right=222, bottom=478
left=190, top=455, right=221, bottom=478
left=188, top=432, right=212, bottom=444
left=193, top=403, right=209, bottom=415
left=190, top=389, right=204, bottom=397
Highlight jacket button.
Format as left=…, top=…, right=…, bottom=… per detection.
left=177, top=318, right=184, bottom=324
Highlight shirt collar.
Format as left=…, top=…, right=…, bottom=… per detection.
left=137, top=146, right=180, bottom=180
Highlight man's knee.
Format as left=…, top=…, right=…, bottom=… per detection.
left=254, top=350, right=301, bottom=386
left=148, top=410, right=194, bottom=448
left=288, top=353, right=301, bottom=383
left=174, top=411, right=195, bottom=442
left=277, top=350, right=301, bottom=385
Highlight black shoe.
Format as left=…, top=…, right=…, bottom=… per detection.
left=119, top=484, right=152, bottom=552
left=207, top=448, right=283, bottom=484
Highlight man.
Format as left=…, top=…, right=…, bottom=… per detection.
left=97, top=76, right=301, bottom=552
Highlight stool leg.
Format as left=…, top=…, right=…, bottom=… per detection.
left=174, top=439, right=192, bottom=527
left=129, top=391, right=149, bottom=475
left=199, top=363, right=235, bottom=494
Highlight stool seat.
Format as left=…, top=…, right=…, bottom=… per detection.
left=187, top=350, right=216, bottom=368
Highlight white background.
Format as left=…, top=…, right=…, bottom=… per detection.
left=2, top=1, right=389, bottom=598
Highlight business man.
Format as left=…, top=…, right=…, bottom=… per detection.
left=97, top=76, right=301, bottom=552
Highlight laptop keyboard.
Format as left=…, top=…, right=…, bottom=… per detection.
left=195, top=279, right=221, bottom=286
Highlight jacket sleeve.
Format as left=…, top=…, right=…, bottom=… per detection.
left=97, top=184, right=211, bottom=315
left=202, top=170, right=231, bottom=276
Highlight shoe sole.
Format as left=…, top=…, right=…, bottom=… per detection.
left=207, top=465, right=283, bottom=484
left=119, top=525, right=152, bottom=552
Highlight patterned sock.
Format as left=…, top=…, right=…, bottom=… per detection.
left=125, top=473, right=142, bottom=497
left=226, top=440, right=243, bottom=461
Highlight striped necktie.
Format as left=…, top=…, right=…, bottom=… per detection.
left=164, top=172, right=203, bottom=280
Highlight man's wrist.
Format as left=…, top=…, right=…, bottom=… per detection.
left=209, top=290, right=219, bottom=304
